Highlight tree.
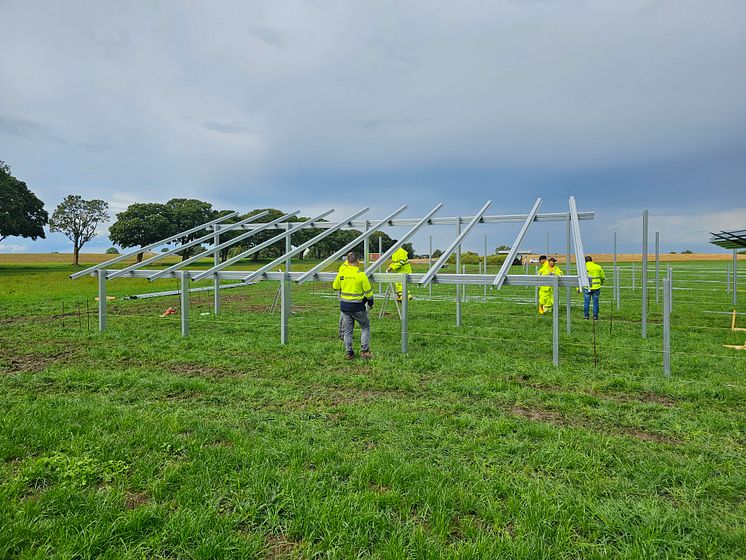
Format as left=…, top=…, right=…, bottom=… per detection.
left=432, top=249, right=444, bottom=259
left=108, top=203, right=171, bottom=262
left=369, top=231, right=395, bottom=254
left=164, top=199, right=216, bottom=261
left=105, top=247, right=119, bottom=254
left=49, top=195, right=109, bottom=265
left=401, top=242, right=415, bottom=258
left=0, top=161, right=48, bottom=243
left=495, top=244, right=510, bottom=253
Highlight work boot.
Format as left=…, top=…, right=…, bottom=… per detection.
left=345, top=352, right=355, bottom=360
left=584, top=316, right=589, bottom=320
left=361, top=350, right=373, bottom=360
left=538, top=305, right=544, bottom=315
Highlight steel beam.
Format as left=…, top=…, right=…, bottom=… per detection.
left=493, top=198, right=542, bottom=288
left=569, top=196, right=590, bottom=289
left=148, top=210, right=299, bottom=281
left=455, top=217, right=462, bottom=327
left=366, top=204, right=443, bottom=276
left=97, top=270, right=107, bottom=332
left=108, top=211, right=270, bottom=279
left=401, top=274, right=408, bottom=354
left=242, top=208, right=370, bottom=283
left=642, top=210, right=648, bottom=339
left=71, top=211, right=239, bottom=279
left=663, top=277, right=671, bottom=377
left=180, top=271, right=189, bottom=337
left=296, top=206, right=407, bottom=284
left=193, top=209, right=334, bottom=281
left=553, top=274, right=559, bottom=366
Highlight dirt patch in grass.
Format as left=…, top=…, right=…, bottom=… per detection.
left=516, top=379, right=676, bottom=408
left=264, top=533, right=301, bottom=559
left=124, top=491, right=150, bottom=509
left=509, top=404, right=680, bottom=444
left=0, top=347, right=78, bottom=374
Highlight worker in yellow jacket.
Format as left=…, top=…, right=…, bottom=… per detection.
left=333, top=252, right=374, bottom=360
left=537, top=255, right=548, bottom=274
left=387, top=246, right=413, bottom=301
left=337, top=258, right=350, bottom=340
left=583, top=256, right=606, bottom=320
left=538, top=257, right=563, bottom=314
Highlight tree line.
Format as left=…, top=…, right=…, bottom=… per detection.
left=0, top=160, right=415, bottom=265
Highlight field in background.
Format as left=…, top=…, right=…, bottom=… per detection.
left=0, top=257, right=744, bottom=558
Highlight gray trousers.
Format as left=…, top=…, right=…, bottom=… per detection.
left=341, top=308, right=370, bottom=353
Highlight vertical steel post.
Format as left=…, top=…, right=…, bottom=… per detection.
left=663, top=277, right=671, bottom=377
left=363, top=220, right=370, bottom=269
left=734, top=249, right=739, bottom=307
left=285, top=223, right=292, bottom=311
left=456, top=218, right=461, bottom=327
left=552, top=274, right=559, bottom=366
left=534, top=265, right=539, bottom=308
left=642, top=210, right=648, bottom=339
left=655, top=231, right=660, bottom=305
left=615, top=266, right=621, bottom=309
left=668, top=265, right=673, bottom=313
left=613, top=232, right=617, bottom=278
left=727, top=266, right=731, bottom=294
left=632, top=263, right=635, bottom=291
left=401, top=274, right=408, bottom=354
left=180, top=271, right=189, bottom=337
left=280, top=275, right=289, bottom=345
left=379, top=236, right=383, bottom=295
left=483, top=234, right=488, bottom=298
left=546, top=232, right=549, bottom=256
left=97, top=270, right=107, bottom=332
left=213, top=231, right=220, bottom=314
left=428, top=235, right=433, bottom=297
left=462, top=264, right=467, bottom=300
left=566, top=211, right=572, bottom=334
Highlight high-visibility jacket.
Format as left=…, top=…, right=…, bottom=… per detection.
left=586, top=261, right=605, bottom=290
left=338, top=260, right=349, bottom=275
left=538, top=261, right=548, bottom=274
left=389, top=247, right=412, bottom=274
left=539, top=264, right=563, bottom=280
left=333, top=264, right=373, bottom=312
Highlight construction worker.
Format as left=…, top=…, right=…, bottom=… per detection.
left=387, top=245, right=412, bottom=301
left=538, top=257, right=563, bottom=314
left=583, top=256, right=606, bottom=320
left=537, top=255, right=548, bottom=274
left=337, top=257, right=350, bottom=340
left=333, top=252, right=374, bottom=360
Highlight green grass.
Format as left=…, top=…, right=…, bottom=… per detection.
left=0, top=258, right=745, bottom=559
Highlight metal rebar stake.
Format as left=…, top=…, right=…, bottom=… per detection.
left=553, top=274, right=559, bottom=366
left=401, top=274, right=408, bottom=354
left=180, top=271, right=189, bottom=337
left=98, top=270, right=107, bottom=332
left=663, top=277, right=671, bottom=377
left=642, top=210, right=648, bottom=339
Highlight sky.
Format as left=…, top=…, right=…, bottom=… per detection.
left=1, top=0, right=745, bottom=256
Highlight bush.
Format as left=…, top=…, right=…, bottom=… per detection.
left=105, top=247, right=119, bottom=254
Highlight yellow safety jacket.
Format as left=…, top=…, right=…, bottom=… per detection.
left=538, top=261, right=548, bottom=274
left=586, top=261, right=605, bottom=290
left=333, top=264, right=373, bottom=312
left=539, top=264, right=563, bottom=278
left=390, top=247, right=412, bottom=274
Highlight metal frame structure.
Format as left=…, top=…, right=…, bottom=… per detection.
left=71, top=198, right=595, bottom=365
left=710, top=229, right=743, bottom=307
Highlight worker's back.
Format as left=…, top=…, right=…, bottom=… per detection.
left=333, top=265, right=373, bottom=312
left=586, top=261, right=605, bottom=290
left=390, top=247, right=412, bottom=273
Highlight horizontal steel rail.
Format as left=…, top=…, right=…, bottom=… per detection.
left=104, top=268, right=583, bottom=287
left=70, top=211, right=239, bottom=279
left=211, top=211, right=594, bottom=231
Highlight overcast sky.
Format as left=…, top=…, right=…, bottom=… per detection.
left=1, top=0, right=745, bottom=255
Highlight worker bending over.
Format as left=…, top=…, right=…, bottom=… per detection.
left=333, top=252, right=374, bottom=360
left=538, top=257, right=563, bottom=314
left=583, top=256, right=605, bottom=320
left=387, top=246, right=412, bottom=302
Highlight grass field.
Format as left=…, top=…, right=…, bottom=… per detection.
left=1, top=256, right=745, bottom=559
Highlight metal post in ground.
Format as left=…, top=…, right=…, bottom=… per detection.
left=642, top=210, right=648, bottom=339
left=285, top=223, right=292, bottom=311
left=727, top=265, right=731, bottom=294
left=632, top=263, right=636, bottom=291
left=613, top=232, right=617, bottom=273
left=615, top=266, right=621, bottom=310
left=281, top=275, right=289, bottom=345
left=180, top=271, right=189, bottom=337
left=566, top=211, right=572, bottom=334
left=483, top=234, right=488, bottom=298
left=663, top=277, right=671, bottom=377
left=667, top=265, right=673, bottom=313
left=428, top=235, right=432, bottom=298
left=534, top=265, right=539, bottom=309
left=364, top=220, right=370, bottom=269
left=379, top=236, right=383, bottom=295
left=401, top=274, right=408, bottom=354
left=655, top=231, right=660, bottom=305
left=552, top=274, right=559, bottom=366
left=734, top=249, right=739, bottom=307
left=213, top=231, right=220, bottom=314
left=97, top=270, right=107, bottom=332
left=456, top=217, right=461, bottom=327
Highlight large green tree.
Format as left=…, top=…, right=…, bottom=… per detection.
left=164, top=199, right=217, bottom=261
left=108, top=203, right=171, bottom=262
left=49, top=195, right=109, bottom=265
left=0, top=161, right=48, bottom=244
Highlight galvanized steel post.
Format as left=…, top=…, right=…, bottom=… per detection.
left=734, top=249, right=739, bottom=306
left=663, top=277, right=671, bottom=377
left=363, top=220, right=370, bottom=269
left=456, top=217, right=461, bottom=327
left=213, top=231, right=221, bottom=314
left=280, top=275, right=289, bottom=345
left=632, top=263, right=636, bottom=291
left=655, top=231, right=660, bottom=305
left=483, top=234, right=488, bottom=298
left=727, top=266, right=731, bottom=294
left=180, top=271, right=189, bottom=337
left=615, top=266, right=621, bottom=309
left=379, top=236, right=383, bottom=295
left=401, top=274, right=408, bottom=354
left=97, top=270, right=107, bottom=332
left=642, top=210, right=648, bottom=339
left=428, top=235, right=432, bottom=297
left=566, top=211, right=572, bottom=334
left=553, top=274, right=559, bottom=366
left=285, top=223, right=292, bottom=311
left=668, top=265, right=673, bottom=313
